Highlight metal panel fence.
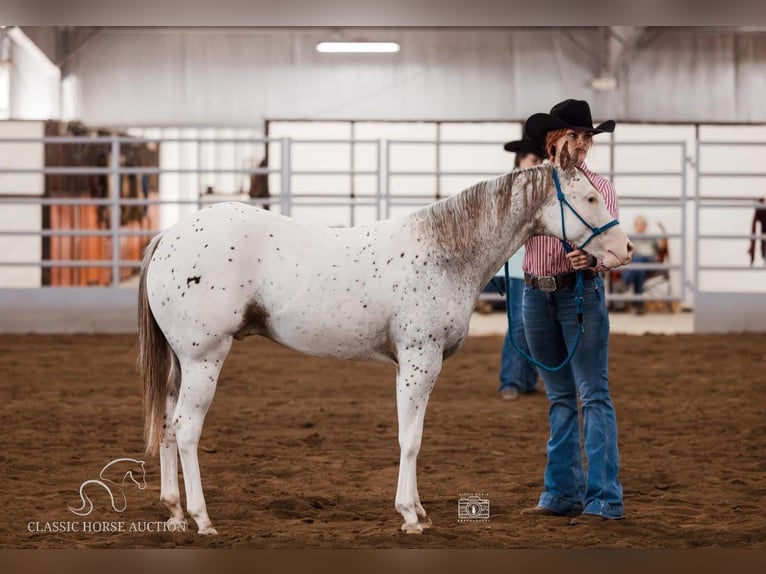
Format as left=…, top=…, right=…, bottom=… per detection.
left=694, top=140, right=766, bottom=290
left=1, top=133, right=763, bottom=312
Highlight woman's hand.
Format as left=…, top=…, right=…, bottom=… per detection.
left=566, top=249, right=595, bottom=270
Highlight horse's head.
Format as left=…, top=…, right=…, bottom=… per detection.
left=539, top=155, right=633, bottom=269
left=114, top=459, right=147, bottom=491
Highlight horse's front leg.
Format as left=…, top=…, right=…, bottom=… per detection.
left=394, top=348, right=443, bottom=534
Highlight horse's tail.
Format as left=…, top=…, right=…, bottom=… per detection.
left=138, top=234, right=179, bottom=456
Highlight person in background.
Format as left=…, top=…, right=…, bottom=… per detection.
left=519, top=99, right=632, bottom=523
left=748, top=197, right=766, bottom=265
left=249, top=156, right=271, bottom=211
left=497, top=138, right=545, bottom=400
left=619, top=215, right=664, bottom=315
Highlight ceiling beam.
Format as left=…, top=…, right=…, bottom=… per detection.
left=591, top=26, right=646, bottom=91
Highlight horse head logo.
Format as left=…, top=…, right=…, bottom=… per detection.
left=68, top=458, right=147, bottom=517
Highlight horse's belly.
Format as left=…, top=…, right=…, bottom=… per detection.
left=267, top=311, right=394, bottom=363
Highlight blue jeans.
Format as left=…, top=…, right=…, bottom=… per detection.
left=621, top=254, right=655, bottom=309
left=522, top=276, right=624, bottom=519
left=499, top=277, right=538, bottom=393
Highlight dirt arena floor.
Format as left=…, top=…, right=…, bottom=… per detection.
left=1, top=331, right=765, bottom=549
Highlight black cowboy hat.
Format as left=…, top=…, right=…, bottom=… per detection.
left=524, top=99, right=615, bottom=150
left=503, top=138, right=546, bottom=158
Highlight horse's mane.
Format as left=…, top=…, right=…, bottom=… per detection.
left=413, top=163, right=553, bottom=254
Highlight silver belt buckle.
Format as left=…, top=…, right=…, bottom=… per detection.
left=537, top=275, right=557, bottom=292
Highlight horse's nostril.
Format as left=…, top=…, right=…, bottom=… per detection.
left=627, top=241, right=635, bottom=255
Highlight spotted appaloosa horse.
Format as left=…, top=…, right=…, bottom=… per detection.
left=138, top=155, right=633, bottom=535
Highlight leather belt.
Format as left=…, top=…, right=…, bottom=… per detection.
left=524, top=270, right=598, bottom=292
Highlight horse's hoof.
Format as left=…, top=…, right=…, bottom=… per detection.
left=401, top=522, right=424, bottom=534
left=198, top=526, right=218, bottom=535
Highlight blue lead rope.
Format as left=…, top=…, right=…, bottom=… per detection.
left=501, top=260, right=583, bottom=372
left=496, top=167, right=619, bottom=373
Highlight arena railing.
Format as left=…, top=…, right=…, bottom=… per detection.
left=384, top=139, right=689, bottom=310
left=0, top=134, right=690, bottom=314
left=689, top=139, right=766, bottom=332
left=693, top=140, right=766, bottom=281
left=0, top=135, right=290, bottom=287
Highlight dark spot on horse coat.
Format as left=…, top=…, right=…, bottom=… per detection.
left=186, top=276, right=201, bottom=287
left=233, top=300, right=271, bottom=341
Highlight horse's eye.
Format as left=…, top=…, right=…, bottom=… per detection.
left=587, top=196, right=597, bottom=204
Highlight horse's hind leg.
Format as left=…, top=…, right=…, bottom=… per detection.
left=394, top=349, right=443, bottom=534
left=173, top=339, right=232, bottom=535
left=159, top=379, right=185, bottom=529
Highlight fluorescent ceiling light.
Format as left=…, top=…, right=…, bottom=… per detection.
left=316, top=42, right=400, bottom=54
left=591, top=76, right=618, bottom=91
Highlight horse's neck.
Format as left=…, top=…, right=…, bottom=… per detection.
left=425, top=166, right=551, bottom=284
left=486, top=171, right=550, bottom=277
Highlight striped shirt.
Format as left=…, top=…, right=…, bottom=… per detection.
left=523, top=163, right=619, bottom=276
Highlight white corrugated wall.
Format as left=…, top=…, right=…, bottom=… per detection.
left=57, top=28, right=766, bottom=126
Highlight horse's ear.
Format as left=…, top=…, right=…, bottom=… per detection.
left=559, top=142, right=576, bottom=174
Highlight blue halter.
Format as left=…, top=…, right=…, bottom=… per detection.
left=497, top=167, right=619, bottom=372
left=551, top=168, right=620, bottom=253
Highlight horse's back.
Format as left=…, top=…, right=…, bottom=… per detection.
left=145, top=203, right=418, bottom=361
